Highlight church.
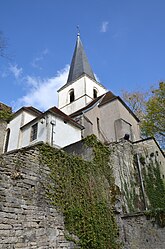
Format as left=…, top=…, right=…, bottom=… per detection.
left=0, top=34, right=165, bottom=249
left=0, top=34, right=154, bottom=152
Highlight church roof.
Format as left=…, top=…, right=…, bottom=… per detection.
left=12, top=106, right=42, bottom=119
left=48, top=106, right=84, bottom=129
left=58, top=34, right=96, bottom=92
left=20, top=106, right=84, bottom=130
left=70, top=91, right=117, bottom=118
left=70, top=91, right=140, bottom=122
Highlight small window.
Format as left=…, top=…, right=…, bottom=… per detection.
left=69, top=89, right=75, bottom=103
left=30, top=123, right=38, bottom=141
left=93, top=89, right=98, bottom=99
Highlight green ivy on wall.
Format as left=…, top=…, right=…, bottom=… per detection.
left=39, top=135, right=121, bottom=249
left=144, top=158, right=165, bottom=210
left=142, top=154, right=165, bottom=227
left=0, top=109, right=12, bottom=122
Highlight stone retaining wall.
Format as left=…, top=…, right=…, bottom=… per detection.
left=118, top=213, right=165, bottom=249
left=0, top=146, right=75, bottom=249
left=0, top=142, right=165, bottom=249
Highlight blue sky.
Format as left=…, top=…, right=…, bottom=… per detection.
left=0, top=0, right=165, bottom=111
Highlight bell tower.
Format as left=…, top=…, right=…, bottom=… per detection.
left=58, top=34, right=106, bottom=115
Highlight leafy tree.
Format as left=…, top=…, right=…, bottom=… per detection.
left=122, top=82, right=165, bottom=148
left=142, top=82, right=165, bottom=146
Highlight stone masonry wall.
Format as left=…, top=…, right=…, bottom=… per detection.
left=118, top=213, right=165, bottom=249
left=0, top=145, right=75, bottom=249
left=64, top=139, right=165, bottom=249
left=0, top=141, right=165, bottom=249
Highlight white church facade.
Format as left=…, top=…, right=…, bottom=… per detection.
left=2, top=34, right=142, bottom=152
left=4, top=106, right=83, bottom=152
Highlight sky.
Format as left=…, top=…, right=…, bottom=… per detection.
left=0, top=0, right=165, bottom=111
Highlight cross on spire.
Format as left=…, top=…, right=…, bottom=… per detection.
left=77, top=25, right=80, bottom=37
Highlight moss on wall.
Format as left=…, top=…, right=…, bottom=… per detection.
left=39, top=135, right=121, bottom=249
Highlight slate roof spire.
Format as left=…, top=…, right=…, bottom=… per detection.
left=66, top=33, right=96, bottom=84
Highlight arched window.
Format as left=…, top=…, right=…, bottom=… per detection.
left=93, top=88, right=98, bottom=99
left=4, top=128, right=10, bottom=153
left=69, top=89, right=75, bottom=103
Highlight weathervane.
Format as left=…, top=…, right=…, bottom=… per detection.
left=77, top=25, right=80, bottom=36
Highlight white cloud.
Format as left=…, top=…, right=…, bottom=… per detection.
left=100, top=21, right=109, bottom=33
left=9, top=64, right=23, bottom=79
left=31, top=48, right=49, bottom=69
left=14, top=65, right=69, bottom=111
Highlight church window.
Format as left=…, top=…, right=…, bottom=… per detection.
left=69, top=89, right=75, bottom=103
left=4, top=128, right=10, bottom=152
left=93, top=88, right=98, bottom=99
left=30, top=123, right=38, bottom=141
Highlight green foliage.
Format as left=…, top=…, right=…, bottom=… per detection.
left=0, top=109, right=12, bottom=122
left=122, top=82, right=165, bottom=147
left=39, top=135, right=120, bottom=249
left=142, top=82, right=165, bottom=147
left=143, top=157, right=165, bottom=210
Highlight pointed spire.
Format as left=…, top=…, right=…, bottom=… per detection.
left=66, top=34, right=96, bottom=84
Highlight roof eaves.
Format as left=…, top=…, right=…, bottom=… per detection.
left=48, top=109, right=84, bottom=130
left=117, top=97, right=140, bottom=122
left=12, top=106, right=42, bottom=120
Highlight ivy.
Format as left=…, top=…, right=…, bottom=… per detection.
left=0, top=109, right=12, bottom=122
left=39, top=135, right=121, bottom=249
left=143, top=158, right=165, bottom=210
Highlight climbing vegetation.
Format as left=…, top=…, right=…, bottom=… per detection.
left=39, top=135, right=121, bottom=249
left=0, top=107, right=12, bottom=122
left=144, top=160, right=165, bottom=210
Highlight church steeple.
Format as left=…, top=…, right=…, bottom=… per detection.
left=58, top=34, right=107, bottom=115
left=67, top=33, right=96, bottom=84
